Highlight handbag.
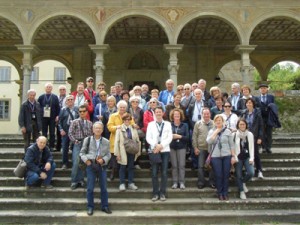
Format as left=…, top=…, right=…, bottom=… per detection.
left=13, top=159, right=27, bottom=178
left=122, top=129, right=139, bottom=155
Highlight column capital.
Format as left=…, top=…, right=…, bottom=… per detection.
left=163, top=44, right=184, bottom=54
left=234, top=45, right=256, bottom=54
left=89, top=44, right=110, bottom=54
left=15, top=44, right=40, bottom=55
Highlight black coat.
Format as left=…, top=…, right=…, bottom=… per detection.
left=241, top=108, right=263, bottom=140
left=58, top=106, right=79, bottom=134
left=18, top=100, right=42, bottom=132
left=38, top=93, right=60, bottom=119
left=24, top=143, right=54, bottom=175
left=268, top=103, right=281, bottom=128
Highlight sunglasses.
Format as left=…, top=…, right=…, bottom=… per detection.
left=79, top=110, right=87, bottom=113
left=87, top=80, right=94, bottom=83
left=224, top=106, right=231, bottom=108
left=178, top=89, right=183, bottom=91
left=67, top=99, right=74, bottom=101
left=100, top=95, right=107, bottom=97
left=184, top=88, right=190, bottom=90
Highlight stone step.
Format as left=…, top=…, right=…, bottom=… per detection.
left=0, top=209, right=299, bottom=224
left=2, top=158, right=300, bottom=168
left=1, top=197, right=300, bottom=211
left=1, top=176, right=300, bottom=188
left=2, top=166, right=300, bottom=177
left=1, top=186, right=300, bottom=199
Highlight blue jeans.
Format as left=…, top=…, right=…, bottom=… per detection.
left=71, top=143, right=84, bottom=183
left=211, top=155, right=231, bottom=197
left=26, top=162, right=56, bottom=186
left=119, top=152, right=135, bottom=184
left=61, top=135, right=70, bottom=165
left=235, top=158, right=254, bottom=192
left=197, top=150, right=214, bottom=186
left=86, top=164, right=108, bottom=210
left=152, top=152, right=170, bottom=196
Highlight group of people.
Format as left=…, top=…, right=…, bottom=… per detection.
left=18, top=76, right=280, bottom=216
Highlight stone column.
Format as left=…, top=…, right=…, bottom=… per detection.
left=89, top=44, right=110, bottom=85
left=234, top=45, right=256, bottom=87
left=15, top=45, right=39, bottom=102
left=163, top=44, right=184, bottom=89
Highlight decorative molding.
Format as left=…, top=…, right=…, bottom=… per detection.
left=159, top=8, right=187, bottom=23
left=21, top=9, right=34, bottom=23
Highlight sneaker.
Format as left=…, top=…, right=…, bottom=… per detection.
left=119, top=183, right=126, bottom=191
left=171, top=183, right=178, bottom=189
left=179, top=183, right=185, bottom=190
left=240, top=191, right=247, bottom=200
left=151, top=195, right=159, bottom=202
left=258, top=171, right=264, bottom=179
left=135, top=165, right=142, bottom=170
left=41, top=184, right=54, bottom=189
left=243, top=183, right=249, bottom=193
left=160, top=194, right=166, bottom=201
left=61, top=164, right=67, bottom=170
left=79, top=181, right=85, bottom=188
left=128, top=183, right=138, bottom=190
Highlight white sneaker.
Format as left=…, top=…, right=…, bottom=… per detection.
left=119, top=183, right=126, bottom=191
left=258, top=171, right=264, bottom=179
left=243, top=183, right=249, bottom=193
left=179, top=183, right=185, bottom=190
left=135, top=165, right=141, bottom=170
left=171, top=183, right=178, bottom=189
left=128, top=183, right=138, bottom=190
left=240, top=191, right=247, bottom=200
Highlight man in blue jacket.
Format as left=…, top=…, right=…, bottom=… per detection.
left=24, top=136, right=56, bottom=189
left=158, top=79, right=174, bottom=105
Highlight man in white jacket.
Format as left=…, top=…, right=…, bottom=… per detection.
left=146, top=106, right=173, bottom=202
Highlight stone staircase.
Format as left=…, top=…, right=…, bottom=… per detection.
left=0, top=139, right=299, bottom=224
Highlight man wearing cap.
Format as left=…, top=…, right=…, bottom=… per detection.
left=259, top=83, right=275, bottom=153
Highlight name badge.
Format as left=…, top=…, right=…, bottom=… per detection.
left=43, top=106, right=51, bottom=118
left=31, top=113, right=36, bottom=119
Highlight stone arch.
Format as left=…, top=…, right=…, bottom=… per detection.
left=100, top=9, right=172, bottom=44
left=174, top=11, right=245, bottom=44
left=265, top=56, right=300, bottom=76
left=127, top=51, right=161, bottom=70
left=250, top=58, right=265, bottom=81
left=0, top=13, right=25, bottom=43
left=247, top=10, right=300, bottom=44
left=27, top=10, right=99, bottom=44
left=33, top=55, right=73, bottom=75
left=0, top=56, right=22, bottom=79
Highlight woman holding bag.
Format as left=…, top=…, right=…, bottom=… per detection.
left=234, top=118, right=255, bottom=200
left=114, top=113, right=141, bottom=191
left=206, top=114, right=236, bottom=201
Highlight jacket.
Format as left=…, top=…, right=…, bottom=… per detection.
left=233, top=130, right=254, bottom=162
left=142, top=109, right=155, bottom=133
left=237, top=96, right=261, bottom=116
left=80, top=136, right=111, bottom=166
left=114, top=124, right=141, bottom=165
left=18, top=100, right=42, bottom=132
left=107, top=112, right=135, bottom=153
left=187, top=100, right=208, bottom=129
left=38, top=93, right=60, bottom=119
left=267, top=103, right=281, bottom=128
left=58, top=106, right=79, bottom=134
left=163, top=103, right=186, bottom=122
left=170, top=122, right=189, bottom=150
left=93, top=102, right=108, bottom=122
left=158, top=89, right=174, bottom=105
left=192, top=119, right=214, bottom=151
left=24, top=143, right=54, bottom=175
left=241, top=108, right=263, bottom=140
left=71, top=91, right=93, bottom=121
left=259, top=94, right=275, bottom=119
left=146, top=120, right=173, bottom=153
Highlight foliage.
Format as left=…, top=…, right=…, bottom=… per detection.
left=254, top=63, right=300, bottom=90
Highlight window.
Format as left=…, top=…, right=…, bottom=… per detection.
left=0, top=67, right=11, bottom=83
left=0, top=100, right=10, bottom=120
left=54, top=67, right=66, bottom=83
left=31, top=67, right=39, bottom=84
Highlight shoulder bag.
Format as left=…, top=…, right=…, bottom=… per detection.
left=13, top=159, right=27, bottom=178
left=122, top=129, right=139, bottom=155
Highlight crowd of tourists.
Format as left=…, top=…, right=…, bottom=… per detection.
left=18, top=76, right=280, bottom=216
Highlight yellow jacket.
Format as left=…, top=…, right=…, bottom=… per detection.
left=107, top=112, right=135, bottom=153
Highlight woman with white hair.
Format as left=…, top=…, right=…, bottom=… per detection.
left=132, top=85, right=146, bottom=109
left=107, top=100, right=136, bottom=181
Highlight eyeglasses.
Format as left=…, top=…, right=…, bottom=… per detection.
left=224, top=106, right=231, bottom=108
left=59, top=89, right=66, bottom=91
left=79, top=110, right=87, bottom=113
left=150, top=101, right=156, bottom=104
left=98, top=87, right=104, bottom=90
left=184, top=88, right=190, bottom=90
left=87, top=80, right=94, bottom=83
left=123, top=119, right=131, bottom=121
left=100, top=95, right=107, bottom=97
left=131, top=101, right=139, bottom=103
left=178, top=89, right=183, bottom=91
left=67, top=99, right=74, bottom=101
